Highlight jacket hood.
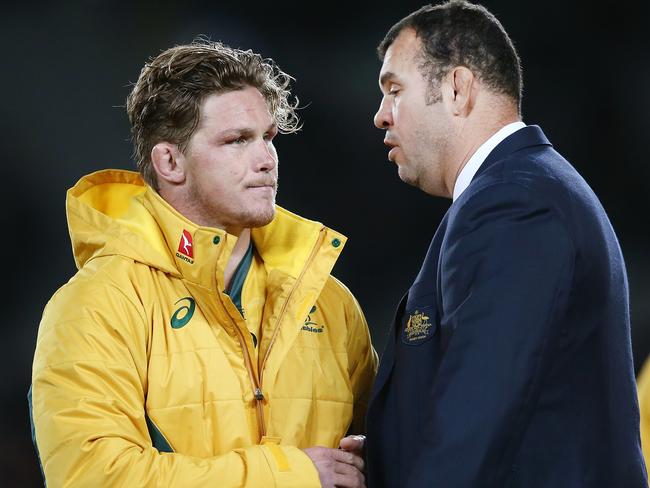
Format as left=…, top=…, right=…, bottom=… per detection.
left=66, top=169, right=346, bottom=284
left=67, top=169, right=178, bottom=273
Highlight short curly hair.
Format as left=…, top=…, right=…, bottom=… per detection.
left=126, top=39, right=300, bottom=189
left=378, top=0, right=522, bottom=110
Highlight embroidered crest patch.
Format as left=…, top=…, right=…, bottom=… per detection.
left=401, top=308, right=436, bottom=345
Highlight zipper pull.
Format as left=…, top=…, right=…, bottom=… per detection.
left=254, top=387, right=264, bottom=401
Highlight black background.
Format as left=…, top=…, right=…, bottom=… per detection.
left=2, top=1, right=650, bottom=484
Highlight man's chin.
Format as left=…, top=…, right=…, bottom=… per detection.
left=398, top=167, right=419, bottom=188
left=245, top=207, right=276, bottom=229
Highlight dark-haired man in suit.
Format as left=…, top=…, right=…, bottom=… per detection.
left=364, top=1, right=648, bottom=486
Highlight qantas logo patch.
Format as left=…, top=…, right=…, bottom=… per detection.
left=176, top=229, right=194, bottom=264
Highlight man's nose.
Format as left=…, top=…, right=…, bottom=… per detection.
left=374, top=97, right=393, bottom=129
left=256, top=140, right=277, bottom=172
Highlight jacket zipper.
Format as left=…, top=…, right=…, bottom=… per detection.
left=227, top=228, right=326, bottom=442
left=229, top=316, right=267, bottom=439
left=258, top=229, right=326, bottom=393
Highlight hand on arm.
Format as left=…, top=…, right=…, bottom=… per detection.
left=339, top=435, right=366, bottom=457
left=303, top=446, right=366, bottom=488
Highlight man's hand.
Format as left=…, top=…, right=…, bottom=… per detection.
left=303, top=446, right=365, bottom=488
left=339, top=435, right=365, bottom=457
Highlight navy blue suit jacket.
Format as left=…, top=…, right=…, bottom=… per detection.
left=366, top=126, right=647, bottom=487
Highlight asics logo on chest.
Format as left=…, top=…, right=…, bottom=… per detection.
left=170, top=297, right=196, bottom=329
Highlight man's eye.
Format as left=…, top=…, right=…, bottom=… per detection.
left=228, top=137, right=247, bottom=144
left=389, top=88, right=400, bottom=96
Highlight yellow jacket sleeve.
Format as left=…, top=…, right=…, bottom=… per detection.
left=344, top=292, right=379, bottom=435
left=637, top=356, right=650, bottom=470
left=31, top=281, right=321, bottom=487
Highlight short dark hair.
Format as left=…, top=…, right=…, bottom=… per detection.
left=378, top=0, right=522, bottom=110
left=126, top=39, right=300, bottom=189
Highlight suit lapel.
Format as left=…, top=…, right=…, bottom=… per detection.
left=368, top=293, right=407, bottom=407
left=369, top=213, right=450, bottom=406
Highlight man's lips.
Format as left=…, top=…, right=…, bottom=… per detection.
left=247, top=182, right=277, bottom=192
left=384, top=139, right=399, bottom=161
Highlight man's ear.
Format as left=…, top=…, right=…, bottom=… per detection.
left=445, top=66, right=476, bottom=117
left=151, top=142, right=186, bottom=185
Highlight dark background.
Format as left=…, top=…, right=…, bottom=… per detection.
left=2, top=0, right=649, bottom=484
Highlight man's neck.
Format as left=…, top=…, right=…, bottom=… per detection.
left=446, top=112, right=521, bottom=197
left=224, top=228, right=251, bottom=290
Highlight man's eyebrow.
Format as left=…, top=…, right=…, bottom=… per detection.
left=214, top=123, right=277, bottom=138
left=215, top=127, right=253, bottom=137
left=379, top=71, right=398, bottom=87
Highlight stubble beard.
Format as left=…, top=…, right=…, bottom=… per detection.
left=234, top=184, right=278, bottom=229
left=242, top=201, right=276, bottom=228
left=185, top=181, right=277, bottom=231
left=244, top=176, right=279, bottom=229
left=397, top=139, right=428, bottom=192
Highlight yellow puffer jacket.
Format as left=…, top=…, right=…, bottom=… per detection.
left=30, top=169, right=377, bottom=487
left=637, top=356, right=650, bottom=470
